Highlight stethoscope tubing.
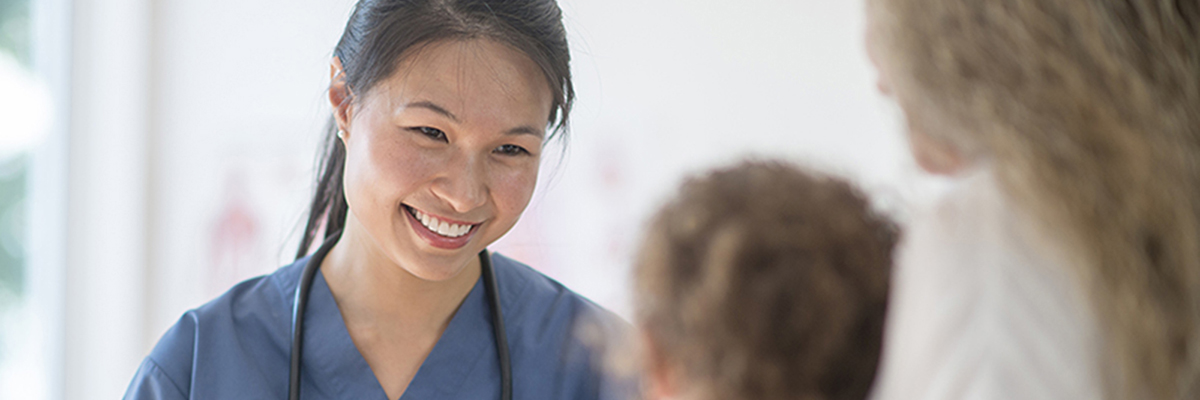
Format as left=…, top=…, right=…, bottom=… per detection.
left=481, top=247, right=513, bottom=400
left=287, top=231, right=512, bottom=400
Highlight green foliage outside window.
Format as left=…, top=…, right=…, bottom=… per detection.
left=0, top=0, right=31, bottom=308
left=0, top=156, right=26, bottom=306
left=0, top=0, right=31, bottom=67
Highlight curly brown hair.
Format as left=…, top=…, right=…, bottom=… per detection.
left=633, top=160, right=898, bottom=400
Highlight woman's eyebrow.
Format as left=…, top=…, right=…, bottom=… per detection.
left=406, top=100, right=459, bottom=122
left=506, top=126, right=545, bottom=139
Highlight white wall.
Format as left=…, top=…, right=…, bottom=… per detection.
left=143, top=0, right=924, bottom=329
left=146, top=0, right=357, bottom=354
left=142, top=0, right=931, bottom=361
left=54, top=0, right=935, bottom=398
left=504, top=0, right=925, bottom=316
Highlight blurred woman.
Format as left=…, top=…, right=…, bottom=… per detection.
left=866, top=0, right=1200, bottom=399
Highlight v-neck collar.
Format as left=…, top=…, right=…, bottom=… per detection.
left=299, top=266, right=493, bottom=400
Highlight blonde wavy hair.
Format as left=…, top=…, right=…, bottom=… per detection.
left=870, top=0, right=1200, bottom=398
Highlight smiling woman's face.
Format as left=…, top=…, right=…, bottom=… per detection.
left=333, top=38, right=553, bottom=281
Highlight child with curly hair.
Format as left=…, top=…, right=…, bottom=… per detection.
left=632, top=160, right=897, bottom=400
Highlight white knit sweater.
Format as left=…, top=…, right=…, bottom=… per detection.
left=870, top=168, right=1104, bottom=400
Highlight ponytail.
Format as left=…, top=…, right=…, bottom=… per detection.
left=296, top=119, right=349, bottom=260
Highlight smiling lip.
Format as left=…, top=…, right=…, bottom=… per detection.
left=402, top=205, right=481, bottom=250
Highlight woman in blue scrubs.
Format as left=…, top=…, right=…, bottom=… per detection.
left=124, top=1, right=627, bottom=399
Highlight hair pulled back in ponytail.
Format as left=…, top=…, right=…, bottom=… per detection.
left=296, top=0, right=574, bottom=259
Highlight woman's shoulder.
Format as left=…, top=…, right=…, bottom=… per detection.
left=487, top=252, right=634, bottom=400
left=155, top=258, right=305, bottom=347
left=129, top=259, right=309, bottom=398
left=488, top=252, right=625, bottom=329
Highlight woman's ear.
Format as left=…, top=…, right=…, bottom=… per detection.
left=641, top=332, right=682, bottom=400
left=899, top=100, right=974, bottom=176
left=907, top=127, right=971, bottom=176
left=329, top=57, right=354, bottom=136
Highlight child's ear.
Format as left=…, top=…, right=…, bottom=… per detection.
left=642, top=332, right=682, bottom=400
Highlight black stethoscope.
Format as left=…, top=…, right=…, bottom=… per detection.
left=287, top=231, right=513, bottom=400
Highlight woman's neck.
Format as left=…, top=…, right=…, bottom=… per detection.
left=320, top=221, right=482, bottom=338
left=318, top=220, right=482, bottom=399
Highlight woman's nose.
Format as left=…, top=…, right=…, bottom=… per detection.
left=431, top=154, right=488, bottom=213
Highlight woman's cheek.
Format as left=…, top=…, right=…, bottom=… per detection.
left=343, top=143, right=377, bottom=207
left=494, top=162, right=539, bottom=214
left=371, top=139, right=438, bottom=191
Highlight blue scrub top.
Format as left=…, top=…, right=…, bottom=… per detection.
left=124, top=252, right=630, bottom=400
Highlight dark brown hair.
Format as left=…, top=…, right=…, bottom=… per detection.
left=296, top=0, right=574, bottom=258
left=634, top=160, right=897, bottom=400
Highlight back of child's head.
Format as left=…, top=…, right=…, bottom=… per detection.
left=633, top=160, right=897, bottom=400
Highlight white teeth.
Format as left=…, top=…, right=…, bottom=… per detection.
left=408, top=207, right=474, bottom=238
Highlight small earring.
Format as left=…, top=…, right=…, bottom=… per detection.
left=337, top=129, right=345, bottom=139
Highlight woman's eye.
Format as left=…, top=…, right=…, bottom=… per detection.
left=413, top=126, right=447, bottom=142
left=494, top=144, right=529, bottom=156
